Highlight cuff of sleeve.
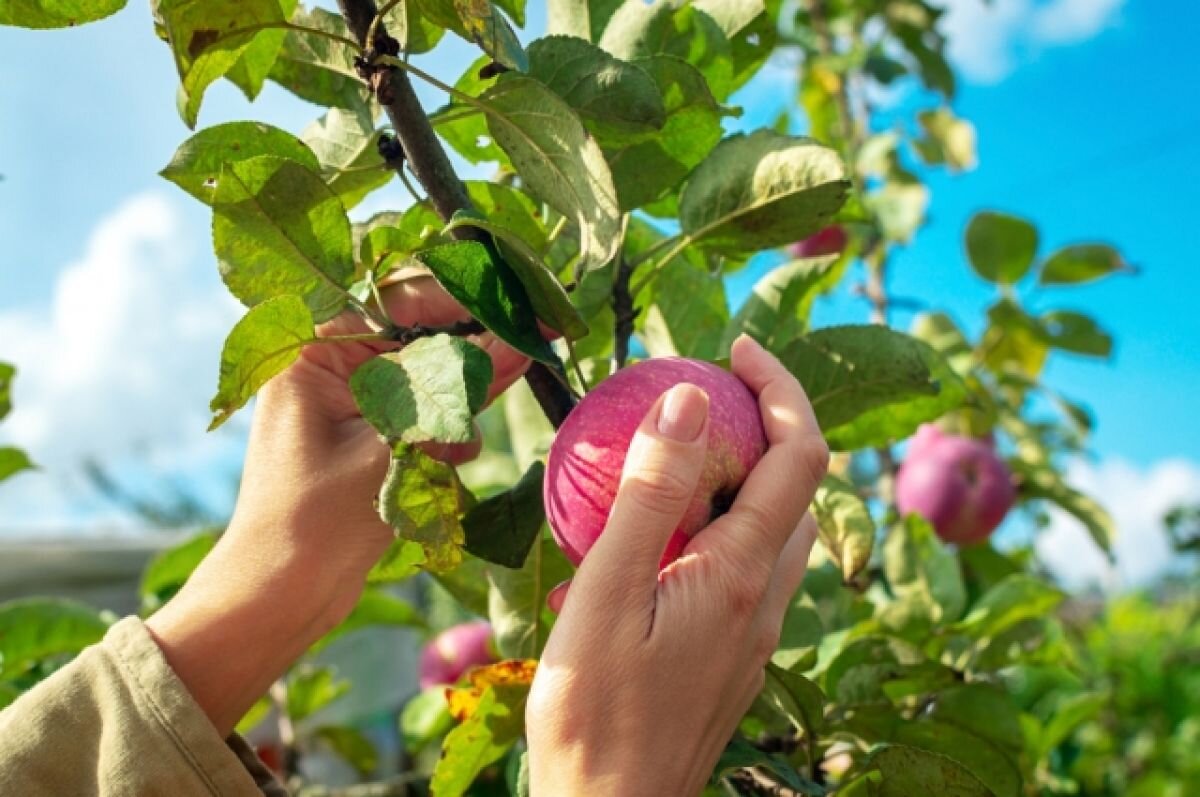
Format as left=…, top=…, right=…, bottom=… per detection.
left=106, top=616, right=286, bottom=796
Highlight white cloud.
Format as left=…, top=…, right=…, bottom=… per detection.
left=0, top=193, right=247, bottom=534
left=942, top=0, right=1125, bottom=83
left=1036, top=457, right=1200, bottom=591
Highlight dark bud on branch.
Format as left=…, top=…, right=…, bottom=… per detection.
left=477, top=61, right=510, bottom=80
left=377, top=134, right=406, bottom=166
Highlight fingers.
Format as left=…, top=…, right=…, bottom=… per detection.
left=715, top=336, right=829, bottom=562
left=546, top=580, right=571, bottom=614
left=759, top=514, right=819, bottom=627
left=576, top=384, right=710, bottom=596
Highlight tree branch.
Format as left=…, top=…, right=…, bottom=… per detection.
left=337, top=0, right=576, bottom=428
left=612, top=257, right=636, bottom=369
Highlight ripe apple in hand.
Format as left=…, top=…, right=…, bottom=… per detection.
left=418, top=620, right=496, bottom=689
left=544, top=357, right=768, bottom=567
left=789, top=225, right=847, bottom=259
left=895, top=423, right=1016, bottom=544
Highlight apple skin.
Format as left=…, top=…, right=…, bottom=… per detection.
left=418, top=620, right=496, bottom=689
left=789, top=225, right=848, bottom=259
left=895, top=424, right=1016, bottom=544
left=544, top=357, right=768, bottom=567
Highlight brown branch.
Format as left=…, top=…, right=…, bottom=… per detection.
left=337, top=0, right=576, bottom=428
left=612, top=257, right=636, bottom=369
left=383, top=319, right=485, bottom=344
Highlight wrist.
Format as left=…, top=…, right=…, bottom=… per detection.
left=145, top=526, right=366, bottom=736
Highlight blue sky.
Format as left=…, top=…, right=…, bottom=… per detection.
left=1, top=1, right=1197, bottom=585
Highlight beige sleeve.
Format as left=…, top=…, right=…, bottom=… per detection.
left=0, top=616, right=287, bottom=797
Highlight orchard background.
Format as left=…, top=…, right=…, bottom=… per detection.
left=1, top=0, right=1198, bottom=795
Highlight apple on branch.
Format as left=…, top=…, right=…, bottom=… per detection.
left=418, top=621, right=497, bottom=689
left=895, top=423, right=1016, bottom=544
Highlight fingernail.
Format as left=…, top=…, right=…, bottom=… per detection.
left=735, top=333, right=765, bottom=354
left=657, top=384, right=708, bottom=441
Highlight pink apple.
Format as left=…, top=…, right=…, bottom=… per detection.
left=789, top=225, right=848, bottom=259
left=544, top=357, right=768, bottom=567
left=895, top=424, right=1016, bottom=544
left=418, top=620, right=496, bottom=689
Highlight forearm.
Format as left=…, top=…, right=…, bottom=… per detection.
left=145, top=522, right=368, bottom=737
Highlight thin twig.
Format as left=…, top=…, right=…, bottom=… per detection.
left=612, top=256, right=636, bottom=369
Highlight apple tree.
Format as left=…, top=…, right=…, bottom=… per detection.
left=0, top=0, right=1146, bottom=794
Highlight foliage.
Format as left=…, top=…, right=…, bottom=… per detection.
left=0, top=0, right=1148, bottom=795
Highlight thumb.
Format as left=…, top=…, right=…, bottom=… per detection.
left=577, top=383, right=710, bottom=595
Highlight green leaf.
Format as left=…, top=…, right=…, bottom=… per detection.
left=678, top=130, right=850, bottom=258
left=723, top=255, right=840, bottom=354
left=867, top=744, right=995, bottom=797
left=287, top=666, right=350, bottom=722
left=356, top=211, right=430, bottom=277
left=0, top=0, right=126, bottom=28
left=383, top=0, right=446, bottom=54
left=527, top=36, right=666, bottom=145
left=432, top=684, right=529, bottom=796
left=0, top=682, right=20, bottom=711
left=487, top=530, right=574, bottom=659
left=636, top=249, right=729, bottom=360
left=781, top=325, right=966, bottom=451
left=773, top=603, right=823, bottom=672
left=546, top=0, right=623, bottom=41
left=952, top=574, right=1064, bottom=640
left=981, top=299, right=1050, bottom=379
left=351, top=335, right=493, bottom=445
left=914, top=107, right=977, bottom=171
left=693, top=0, right=774, bottom=93
left=225, top=0, right=298, bottom=100
left=931, top=684, right=1026, bottom=757
left=0, top=598, right=109, bottom=679
left=313, top=589, right=426, bottom=654
left=1039, top=243, right=1129, bottom=285
left=138, top=531, right=219, bottom=614
left=1039, top=310, right=1112, bottom=357
left=482, top=76, right=622, bottom=273
left=463, top=462, right=546, bottom=569
left=160, top=121, right=320, bottom=205
left=157, top=0, right=285, bottom=127
left=401, top=686, right=455, bottom=753
left=965, top=211, right=1038, bottom=285
left=0, top=362, right=14, bottom=420
left=367, top=539, right=427, bottom=583
left=0, top=448, right=36, bottom=484
left=600, top=0, right=734, bottom=100
left=1034, top=691, right=1105, bottom=761
left=824, top=636, right=924, bottom=706
left=605, top=55, right=725, bottom=210
left=893, top=722, right=1020, bottom=797
left=314, top=725, right=379, bottom=775
left=883, top=514, right=967, bottom=628
left=212, top=155, right=354, bottom=322
left=434, top=555, right=493, bottom=616
left=448, top=0, right=528, bottom=71
left=1015, top=463, right=1114, bottom=557
left=379, top=442, right=473, bottom=572
left=711, top=734, right=825, bottom=795
left=763, top=662, right=826, bottom=737
left=268, top=6, right=368, bottom=109
left=429, top=57, right=512, bottom=166
left=810, top=475, right=874, bottom=584
left=415, top=241, right=558, bottom=364
left=302, top=105, right=393, bottom=211
left=209, top=296, right=314, bottom=431
left=444, top=212, right=588, bottom=340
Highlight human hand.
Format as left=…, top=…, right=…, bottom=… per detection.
left=525, top=335, right=827, bottom=796
left=147, top=275, right=530, bottom=735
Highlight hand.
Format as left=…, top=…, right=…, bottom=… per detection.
left=525, top=335, right=828, bottom=797
left=147, top=275, right=530, bottom=736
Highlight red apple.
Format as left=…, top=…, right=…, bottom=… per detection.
left=789, top=225, right=847, bottom=259
left=895, top=424, right=1016, bottom=544
left=544, top=357, right=768, bottom=567
left=418, top=620, right=496, bottom=689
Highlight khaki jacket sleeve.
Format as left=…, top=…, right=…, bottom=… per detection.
left=0, top=616, right=287, bottom=797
